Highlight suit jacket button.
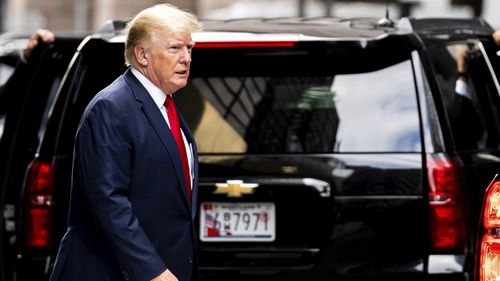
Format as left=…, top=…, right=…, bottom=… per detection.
left=187, top=256, right=193, bottom=264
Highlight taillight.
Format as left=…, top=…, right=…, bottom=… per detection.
left=478, top=177, right=500, bottom=281
left=427, top=154, right=467, bottom=252
left=22, top=159, right=55, bottom=249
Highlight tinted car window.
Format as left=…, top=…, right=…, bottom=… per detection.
left=178, top=55, right=419, bottom=153
left=428, top=42, right=500, bottom=151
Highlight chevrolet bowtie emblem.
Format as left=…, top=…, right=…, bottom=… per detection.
left=214, top=180, right=259, bottom=197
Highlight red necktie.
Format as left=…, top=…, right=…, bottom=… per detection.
left=165, top=95, right=191, bottom=203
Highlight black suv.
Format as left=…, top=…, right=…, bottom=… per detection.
left=0, top=37, right=82, bottom=281
left=4, top=18, right=500, bottom=281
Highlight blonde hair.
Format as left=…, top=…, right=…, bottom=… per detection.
left=124, top=3, right=202, bottom=66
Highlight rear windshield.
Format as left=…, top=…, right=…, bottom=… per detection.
left=56, top=40, right=420, bottom=155
left=176, top=43, right=420, bottom=154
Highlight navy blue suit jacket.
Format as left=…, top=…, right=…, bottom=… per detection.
left=49, top=69, right=199, bottom=281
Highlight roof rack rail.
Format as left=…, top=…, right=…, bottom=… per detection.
left=338, top=17, right=398, bottom=31
left=299, top=17, right=343, bottom=23
left=222, top=17, right=268, bottom=23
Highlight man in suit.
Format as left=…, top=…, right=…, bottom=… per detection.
left=49, top=4, right=202, bottom=281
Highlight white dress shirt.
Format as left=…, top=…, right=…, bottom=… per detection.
left=455, top=79, right=471, bottom=100
left=130, top=67, right=193, bottom=190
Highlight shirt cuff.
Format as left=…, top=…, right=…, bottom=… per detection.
left=455, top=79, right=471, bottom=99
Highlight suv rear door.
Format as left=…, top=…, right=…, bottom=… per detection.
left=178, top=36, right=431, bottom=279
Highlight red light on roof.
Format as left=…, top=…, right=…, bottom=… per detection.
left=194, top=41, right=297, bottom=48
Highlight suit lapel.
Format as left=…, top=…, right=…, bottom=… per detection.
left=124, top=69, right=191, bottom=208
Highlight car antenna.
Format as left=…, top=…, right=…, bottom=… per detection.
left=377, top=0, right=394, bottom=27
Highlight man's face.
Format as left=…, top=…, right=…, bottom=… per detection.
left=143, top=31, right=194, bottom=94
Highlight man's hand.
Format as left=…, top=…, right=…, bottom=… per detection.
left=454, top=45, right=469, bottom=80
left=151, top=269, right=178, bottom=281
left=23, top=29, right=55, bottom=60
left=493, top=30, right=500, bottom=46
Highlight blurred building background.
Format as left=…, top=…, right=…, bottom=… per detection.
left=1, top=0, right=499, bottom=34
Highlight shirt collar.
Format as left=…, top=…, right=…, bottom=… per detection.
left=130, top=67, right=169, bottom=109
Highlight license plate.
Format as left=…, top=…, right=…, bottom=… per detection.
left=200, top=202, right=275, bottom=242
